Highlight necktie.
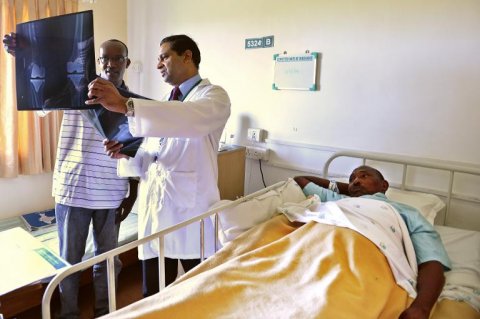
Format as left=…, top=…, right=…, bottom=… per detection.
left=170, top=86, right=181, bottom=101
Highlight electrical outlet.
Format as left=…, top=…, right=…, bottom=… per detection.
left=247, top=128, right=264, bottom=142
left=246, top=146, right=269, bottom=161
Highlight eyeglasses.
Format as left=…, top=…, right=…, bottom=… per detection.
left=98, top=56, right=128, bottom=64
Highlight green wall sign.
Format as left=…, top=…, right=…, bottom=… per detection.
left=245, top=36, right=274, bottom=49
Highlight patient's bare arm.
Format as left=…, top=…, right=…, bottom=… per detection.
left=293, top=176, right=349, bottom=195
left=399, top=260, right=445, bottom=319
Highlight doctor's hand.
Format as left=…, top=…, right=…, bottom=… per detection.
left=103, top=139, right=129, bottom=159
left=85, top=77, right=128, bottom=114
left=2, top=32, right=17, bottom=56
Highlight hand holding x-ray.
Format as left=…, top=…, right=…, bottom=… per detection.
left=103, top=139, right=128, bottom=159
left=80, top=85, right=149, bottom=157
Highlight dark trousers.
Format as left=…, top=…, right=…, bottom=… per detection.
left=142, top=257, right=200, bottom=297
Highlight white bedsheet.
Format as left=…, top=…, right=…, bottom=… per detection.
left=435, top=225, right=480, bottom=311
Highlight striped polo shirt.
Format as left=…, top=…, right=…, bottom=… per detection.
left=52, top=109, right=129, bottom=209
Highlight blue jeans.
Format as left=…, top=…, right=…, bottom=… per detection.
left=55, top=204, right=121, bottom=319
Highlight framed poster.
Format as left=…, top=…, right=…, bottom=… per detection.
left=272, top=52, right=318, bottom=91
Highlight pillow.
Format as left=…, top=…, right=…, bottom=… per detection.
left=277, top=178, right=308, bottom=203
left=214, top=178, right=306, bottom=245
left=385, top=188, right=445, bottom=225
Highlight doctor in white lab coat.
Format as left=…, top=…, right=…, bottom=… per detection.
left=86, top=34, right=231, bottom=296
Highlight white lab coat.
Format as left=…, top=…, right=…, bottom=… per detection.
left=118, top=78, right=231, bottom=260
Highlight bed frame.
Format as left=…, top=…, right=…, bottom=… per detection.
left=41, top=150, right=480, bottom=319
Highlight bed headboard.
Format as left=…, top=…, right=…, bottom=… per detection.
left=322, top=150, right=480, bottom=231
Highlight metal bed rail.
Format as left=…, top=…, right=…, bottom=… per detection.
left=322, top=150, right=480, bottom=225
left=41, top=181, right=286, bottom=319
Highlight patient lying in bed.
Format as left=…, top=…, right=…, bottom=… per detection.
left=101, top=166, right=464, bottom=319
left=294, top=165, right=451, bottom=319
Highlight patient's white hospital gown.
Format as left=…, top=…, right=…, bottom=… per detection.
left=281, top=184, right=452, bottom=297
left=279, top=195, right=419, bottom=296
left=302, top=183, right=451, bottom=269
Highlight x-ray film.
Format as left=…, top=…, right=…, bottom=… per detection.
left=15, top=11, right=150, bottom=156
left=15, top=11, right=96, bottom=110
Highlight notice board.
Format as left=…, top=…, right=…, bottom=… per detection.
left=273, top=52, right=318, bottom=91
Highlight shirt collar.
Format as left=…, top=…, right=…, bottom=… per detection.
left=364, top=192, right=388, bottom=199
left=178, top=74, right=202, bottom=99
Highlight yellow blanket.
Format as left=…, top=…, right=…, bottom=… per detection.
left=103, top=215, right=479, bottom=319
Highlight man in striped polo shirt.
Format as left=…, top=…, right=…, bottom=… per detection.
left=52, top=39, right=138, bottom=318
left=2, top=33, right=138, bottom=318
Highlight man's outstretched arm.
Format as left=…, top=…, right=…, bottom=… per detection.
left=399, top=260, right=445, bottom=319
left=293, top=176, right=349, bottom=194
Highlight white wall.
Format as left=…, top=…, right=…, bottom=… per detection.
left=0, top=174, right=55, bottom=219
left=126, top=0, right=480, bottom=193
left=79, top=0, right=128, bottom=75
left=3, top=0, right=479, bottom=223
left=0, top=0, right=127, bottom=220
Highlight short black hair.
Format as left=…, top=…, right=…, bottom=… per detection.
left=160, top=34, right=201, bottom=69
left=102, top=39, right=128, bottom=56
left=351, top=166, right=385, bottom=181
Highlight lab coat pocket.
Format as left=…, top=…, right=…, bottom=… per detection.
left=165, top=171, right=197, bottom=209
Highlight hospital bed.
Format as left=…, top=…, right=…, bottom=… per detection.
left=41, top=150, right=480, bottom=318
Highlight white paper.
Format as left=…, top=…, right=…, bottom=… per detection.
left=0, top=227, right=69, bottom=296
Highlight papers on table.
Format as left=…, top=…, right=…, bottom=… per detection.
left=0, top=227, right=69, bottom=296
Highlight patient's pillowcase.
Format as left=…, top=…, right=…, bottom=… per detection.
left=385, top=188, right=445, bottom=225
left=213, top=178, right=306, bottom=245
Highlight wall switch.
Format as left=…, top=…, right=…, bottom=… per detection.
left=246, top=146, right=269, bottom=161
left=247, top=128, right=264, bottom=142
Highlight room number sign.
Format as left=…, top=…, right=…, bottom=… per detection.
left=245, top=36, right=274, bottom=49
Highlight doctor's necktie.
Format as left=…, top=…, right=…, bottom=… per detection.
left=157, top=86, right=181, bottom=157
left=170, top=86, right=181, bottom=101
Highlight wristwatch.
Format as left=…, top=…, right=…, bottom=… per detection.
left=125, top=98, right=135, bottom=117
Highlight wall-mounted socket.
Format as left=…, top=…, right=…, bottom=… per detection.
left=247, top=128, right=265, bottom=142
left=246, top=146, right=269, bottom=161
